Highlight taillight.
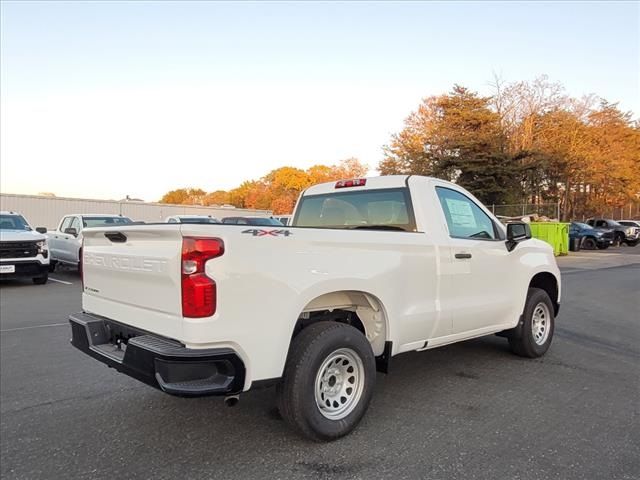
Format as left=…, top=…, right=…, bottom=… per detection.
left=181, top=237, right=224, bottom=318
left=335, top=178, right=367, bottom=188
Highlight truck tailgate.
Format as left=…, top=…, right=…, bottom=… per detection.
left=81, top=225, right=184, bottom=340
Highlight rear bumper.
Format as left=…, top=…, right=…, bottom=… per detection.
left=0, top=260, right=48, bottom=280
left=69, top=312, right=246, bottom=396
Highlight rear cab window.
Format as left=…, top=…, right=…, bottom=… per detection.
left=82, top=217, right=132, bottom=228
left=293, top=188, right=416, bottom=231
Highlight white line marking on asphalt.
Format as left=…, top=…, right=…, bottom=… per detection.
left=49, top=277, right=73, bottom=285
left=1, top=322, right=68, bottom=333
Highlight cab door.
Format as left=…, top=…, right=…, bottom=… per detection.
left=49, top=216, right=72, bottom=262
left=435, top=187, right=516, bottom=335
left=57, top=216, right=81, bottom=263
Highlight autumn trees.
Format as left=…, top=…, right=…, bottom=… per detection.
left=160, top=76, right=638, bottom=220
left=159, top=188, right=207, bottom=205
left=381, top=77, right=639, bottom=219
left=159, top=158, right=368, bottom=214
left=380, top=85, right=519, bottom=205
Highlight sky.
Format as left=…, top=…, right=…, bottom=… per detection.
left=1, top=1, right=638, bottom=202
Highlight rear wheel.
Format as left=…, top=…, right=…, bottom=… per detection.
left=277, top=321, right=376, bottom=441
left=509, top=288, right=555, bottom=358
left=33, top=274, right=48, bottom=285
left=48, top=260, right=57, bottom=272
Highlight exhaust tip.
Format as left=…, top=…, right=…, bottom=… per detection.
left=224, top=395, right=239, bottom=407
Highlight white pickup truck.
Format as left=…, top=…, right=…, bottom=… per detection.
left=70, top=175, right=561, bottom=441
left=48, top=214, right=132, bottom=271
left=0, top=211, right=50, bottom=284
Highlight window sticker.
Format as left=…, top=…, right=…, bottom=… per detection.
left=445, top=198, right=477, bottom=228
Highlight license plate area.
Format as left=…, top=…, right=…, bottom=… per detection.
left=0, top=265, right=16, bottom=274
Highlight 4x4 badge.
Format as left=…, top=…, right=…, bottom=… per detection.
left=241, top=229, right=292, bottom=237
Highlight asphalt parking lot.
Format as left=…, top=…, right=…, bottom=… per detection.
left=1, top=250, right=639, bottom=480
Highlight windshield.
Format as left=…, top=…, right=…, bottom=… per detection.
left=294, top=188, right=414, bottom=231
left=573, top=222, right=592, bottom=230
left=180, top=217, right=219, bottom=224
left=0, top=214, right=31, bottom=230
left=83, top=217, right=132, bottom=228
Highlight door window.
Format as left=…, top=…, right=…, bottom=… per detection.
left=70, top=217, right=81, bottom=232
left=59, top=217, right=73, bottom=232
left=436, top=187, right=497, bottom=240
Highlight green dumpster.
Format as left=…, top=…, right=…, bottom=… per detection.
left=529, top=222, right=569, bottom=256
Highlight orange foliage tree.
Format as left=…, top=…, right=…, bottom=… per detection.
left=160, top=158, right=369, bottom=214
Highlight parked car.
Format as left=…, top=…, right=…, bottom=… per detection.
left=586, top=218, right=639, bottom=246
left=71, top=175, right=561, bottom=441
left=617, top=220, right=640, bottom=245
left=47, top=214, right=132, bottom=271
left=0, top=211, right=50, bottom=284
left=165, top=215, right=219, bottom=224
left=221, top=216, right=284, bottom=226
left=569, top=222, right=614, bottom=250
left=273, top=215, right=292, bottom=226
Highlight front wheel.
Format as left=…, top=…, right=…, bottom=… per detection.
left=625, top=239, right=638, bottom=247
left=582, top=237, right=597, bottom=250
left=277, top=322, right=376, bottom=441
left=33, top=274, right=48, bottom=285
left=614, top=233, right=625, bottom=247
left=509, top=288, right=555, bottom=358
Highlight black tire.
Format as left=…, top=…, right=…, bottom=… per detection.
left=508, top=288, right=555, bottom=358
left=582, top=237, right=597, bottom=250
left=625, top=239, right=638, bottom=247
left=48, top=260, right=57, bottom=273
left=33, top=274, right=48, bottom=285
left=614, top=233, right=625, bottom=247
left=277, top=321, right=376, bottom=441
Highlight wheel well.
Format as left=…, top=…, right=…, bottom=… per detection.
left=292, top=291, right=388, bottom=356
left=529, top=272, right=559, bottom=315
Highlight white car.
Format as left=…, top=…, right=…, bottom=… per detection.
left=617, top=220, right=640, bottom=245
left=165, top=215, right=219, bottom=224
left=70, top=175, right=561, bottom=441
left=0, top=211, right=50, bottom=284
left=47, top=214, right=132, bottom=271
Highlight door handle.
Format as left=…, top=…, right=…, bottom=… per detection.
left=455, top=253, right=472, bottom=259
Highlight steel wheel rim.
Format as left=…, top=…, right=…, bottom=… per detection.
left=532, top=302, right=551, bottom=345
left=314, top=348, right=365, bottom=420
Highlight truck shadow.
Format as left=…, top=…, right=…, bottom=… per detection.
left=3, top=333, right=579, bottom=480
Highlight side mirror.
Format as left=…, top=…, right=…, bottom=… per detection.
left=36, top=227, right=47, bottom=234
left=64, top=227, right=78, bottom=237
left=506, top=222, right=531, bottom=252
